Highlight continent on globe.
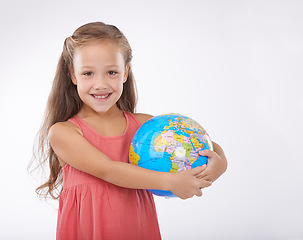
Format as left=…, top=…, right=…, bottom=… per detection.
left=129, top=113, right=213, bottom=198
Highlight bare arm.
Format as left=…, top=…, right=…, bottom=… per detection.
left=197, top=141, right=228, bottom=182
left=49, top=120, right=211, bottom=199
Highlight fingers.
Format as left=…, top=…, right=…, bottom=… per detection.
left=199, top=149, right=215, bottom=158
left=174, top=165, right=211, bottom=199
left=196, top=189, right=203, bottom=197
left=195, top=180, right=211, bottom=198
left=204, top=180, right=212, bottom=188
left=195, top=164, right=208, bottom=178
left=196, top=171, right=208, bottom=179
left=190, top=164, right=207, bottom=176
left=199, top=177, right=212, bottom=187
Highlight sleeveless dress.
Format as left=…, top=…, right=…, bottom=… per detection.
left=56, top=111, right=161, bottom=240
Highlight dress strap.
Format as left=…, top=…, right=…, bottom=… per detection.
left=68, top=115, right=83, bottom=129
left=126, top=112, right=142, bottom=127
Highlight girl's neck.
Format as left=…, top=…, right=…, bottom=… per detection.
left=76, top=105, right=127, bottom=137
left=77, top=104, right=123, bottom=121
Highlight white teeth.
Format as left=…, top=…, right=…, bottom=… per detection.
left=94, top=94, right=109, bottom=99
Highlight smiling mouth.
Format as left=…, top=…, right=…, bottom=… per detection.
left=91, top=93, right=112, bottom=100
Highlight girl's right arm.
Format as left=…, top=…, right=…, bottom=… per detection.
left=49, top=121, right=211, bottom=199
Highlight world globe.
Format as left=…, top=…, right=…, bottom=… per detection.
left=129, top=113, right=213, bottom=198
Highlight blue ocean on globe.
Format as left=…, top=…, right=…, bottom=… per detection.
left=129, top=113, right=213, bottom=198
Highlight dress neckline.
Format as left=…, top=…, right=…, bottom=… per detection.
left=73, top=111, right=129, bottom=139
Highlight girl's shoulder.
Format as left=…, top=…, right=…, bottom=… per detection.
left=133, top=113, right=154, bottom=125
left=49, top=120, right=83, bottom=140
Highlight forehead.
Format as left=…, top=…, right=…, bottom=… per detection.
left=73, top=41, right=124, bottom=67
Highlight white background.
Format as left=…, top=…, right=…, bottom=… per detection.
left=0, top=0, right=302, bottom=239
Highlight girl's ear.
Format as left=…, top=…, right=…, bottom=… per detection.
left=69, top=68, right=77, bottom=85
left=123, top=64, right=130, bottom=83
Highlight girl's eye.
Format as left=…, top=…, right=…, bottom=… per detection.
left=84, top=72, right=93, bottom=76
left=108, top=71, right=117, bottom=75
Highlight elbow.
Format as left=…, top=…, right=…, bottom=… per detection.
left=223, top=158, right=228, bottom=175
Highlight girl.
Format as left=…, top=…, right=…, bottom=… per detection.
left=34, top=22, right=227, bottom=240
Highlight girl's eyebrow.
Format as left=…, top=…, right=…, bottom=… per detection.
left=80, top=64, right=119, bottom=69
left=105, top=64, right=119, bottom=68
left=81, top=65, right=94, bottom=69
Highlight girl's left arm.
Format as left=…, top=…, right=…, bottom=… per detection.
left=196, top=141, right=227, bottom=182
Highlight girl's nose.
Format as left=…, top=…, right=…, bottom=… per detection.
left=93, top=76, right=108, bottom=90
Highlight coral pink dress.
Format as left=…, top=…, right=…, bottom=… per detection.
left=56, top=112, right=161, bottom=240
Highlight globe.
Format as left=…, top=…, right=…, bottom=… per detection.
left=129, top=113, right=213, bottom=198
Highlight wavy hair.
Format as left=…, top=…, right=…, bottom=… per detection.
left=30, top=22, right=137, bottom=199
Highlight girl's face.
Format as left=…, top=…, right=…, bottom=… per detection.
left=71, top=41, right=128, bottom=115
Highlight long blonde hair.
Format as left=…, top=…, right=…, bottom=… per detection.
left=31, top=22, right=137, bottom=199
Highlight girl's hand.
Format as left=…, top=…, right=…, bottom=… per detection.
left=196, top=142, right=227, bottom=182
left=169, top=165, right=212, bottom=199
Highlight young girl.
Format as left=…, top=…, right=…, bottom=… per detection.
left=34, top=22, right=227, bottom=240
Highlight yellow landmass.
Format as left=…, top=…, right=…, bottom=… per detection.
left=164, top=121, right=175, bottom=130
left=170, top=162, right=179, bottom=173
left=189, top=158, right=195, bottom=164
left=183, top=129, right=194, bottom=134
left=129, top=143, right=140, bottom=166
left=183, top=143, right=192, bottom=158
left=154, top=134, right=169, bottom=152
left=173, top=133, right=183, bottom=143
left=191, top=136, right=204, bottom=150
